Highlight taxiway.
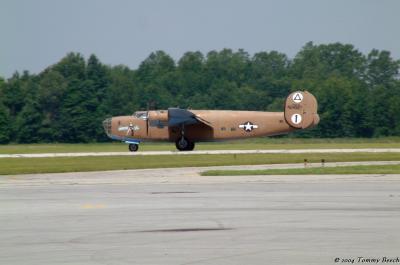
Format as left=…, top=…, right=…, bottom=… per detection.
left=1, top=163, right=400, bottom=265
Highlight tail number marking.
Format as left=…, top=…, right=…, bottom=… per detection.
left=291, top=114, right=302, bottom=125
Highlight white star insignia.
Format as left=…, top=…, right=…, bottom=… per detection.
left=239, top=121, right=259, bottom=132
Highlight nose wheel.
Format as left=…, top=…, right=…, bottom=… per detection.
left=175, top=137, right=195, bottom=151
left=128, top=144, right=139, bottom=152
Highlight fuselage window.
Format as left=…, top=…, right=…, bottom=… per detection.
left=133, top=111, right=148, bottom=120
left=149, top=120, right=164, bottom=128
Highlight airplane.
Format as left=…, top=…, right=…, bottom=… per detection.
left=103, top=91, right=319, bottom=152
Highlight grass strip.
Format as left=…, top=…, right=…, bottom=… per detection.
left=202, top=164, right=400, bottom=176
left=0, top=152, right=399, bottom=175
left=1, top=137, right=400, bottom=154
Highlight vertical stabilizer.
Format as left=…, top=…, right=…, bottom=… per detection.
left=284, top=91, right=319, bottom=129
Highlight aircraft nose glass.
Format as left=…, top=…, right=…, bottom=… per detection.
left=103, top=118, right=112, bottom=136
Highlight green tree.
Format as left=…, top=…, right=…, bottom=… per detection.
left=291, top=42, right=365, bottom=81
left=174, top=51, right=206, bottom=106
left=204, top=49, right=250, bottom=86
left=15, top=98, right=43, bottom=143
left=366, top=49, right=400, bottom=86
left=59, top=79, right=98, bottom=142
left=37, top=70, right=67, bottom=141
left=0, top=103, right=10, bottom=143
left=137, top=51, right=175, bottom=84
left=104, top=65, right=139, bottom=115
left=0, top=44, right=399, bottom=143
left=53, top=52, right=86, bottom=80
left=87, top=54, right=111, bottom=141
left=135, top=51, right=176, bottom=109
left=2, top=72, right=25, bottom=117
left=364, top=50, right=400, bottom=136
left=251, top=51, right=290, bottom=98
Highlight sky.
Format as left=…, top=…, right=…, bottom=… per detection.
left=1, top=0, right=399, bottom=78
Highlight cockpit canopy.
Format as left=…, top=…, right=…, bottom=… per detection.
left=133, top=111, right=148, bottom=120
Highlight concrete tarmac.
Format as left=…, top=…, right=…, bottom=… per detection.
left=1, top=148, right=400, bottom=158
left=1, top=164, right=400, bottom=265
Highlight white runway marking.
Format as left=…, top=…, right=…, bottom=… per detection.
left=0, top=148, right=400, bottom=158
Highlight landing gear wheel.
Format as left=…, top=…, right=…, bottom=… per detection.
left=175, top=137, right=195, bottom=151
left=187, top=141, right=195, bottom=151
left=128, top=144, right=139, bottom=152
left=176, top=137, right=189, bottom=151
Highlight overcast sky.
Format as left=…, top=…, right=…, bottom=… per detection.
left=1, top=0, right=399, bottom=78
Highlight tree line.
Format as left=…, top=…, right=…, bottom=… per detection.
left=0, top=42, right=399, bottom=143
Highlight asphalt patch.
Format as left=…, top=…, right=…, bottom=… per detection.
left=150, top=191, right=199, bottom=194
left=139, top=227, right=233, bottom=233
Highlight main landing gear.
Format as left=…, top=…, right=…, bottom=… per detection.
left=175, top=123, right=195, bottom=151
left=128, top=143, right=139, bottom=152
left=175, top=137, right=195, bottom=151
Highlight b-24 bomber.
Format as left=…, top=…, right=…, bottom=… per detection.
left=103, top=91, right=319, bottom=152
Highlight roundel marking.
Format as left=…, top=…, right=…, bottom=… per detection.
left=291, top=114, right=302, bottom=125
left=239, top=121, right=259, bottom=132
left=292, top=92, right=303, bottom=103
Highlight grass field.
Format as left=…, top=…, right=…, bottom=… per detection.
left=202, top=164, right=400, bottom=176
left=0, top=152, right=399, bottom=175
left=1, top=137, right=400, bottom=154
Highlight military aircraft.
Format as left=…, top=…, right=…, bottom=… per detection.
left=103, top=91, right=319, bottom=151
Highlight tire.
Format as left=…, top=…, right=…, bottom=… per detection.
left=175, top=137, right=195, bottom=151
left=186, top=141, right=195, bottom=151
left=175, top=137, right=189, bottom=151
left=128, top=144, right=139, bottom=152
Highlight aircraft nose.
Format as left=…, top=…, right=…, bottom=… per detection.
left=102, top=117, right=112, bottom=136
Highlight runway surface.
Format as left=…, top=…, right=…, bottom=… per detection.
left=1, top=148, right=400, bottom=158
left=1, top=163, right=400, bottom=265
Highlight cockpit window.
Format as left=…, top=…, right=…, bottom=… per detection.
left=133, top=111, right=148, bottom=120
left=102, top=118, right=112, bottom=136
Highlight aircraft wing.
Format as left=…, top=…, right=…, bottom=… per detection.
left=168, top=108, right=211, bottom=127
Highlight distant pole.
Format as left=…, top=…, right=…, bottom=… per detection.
left=147, top=100, right=156, bottom=110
